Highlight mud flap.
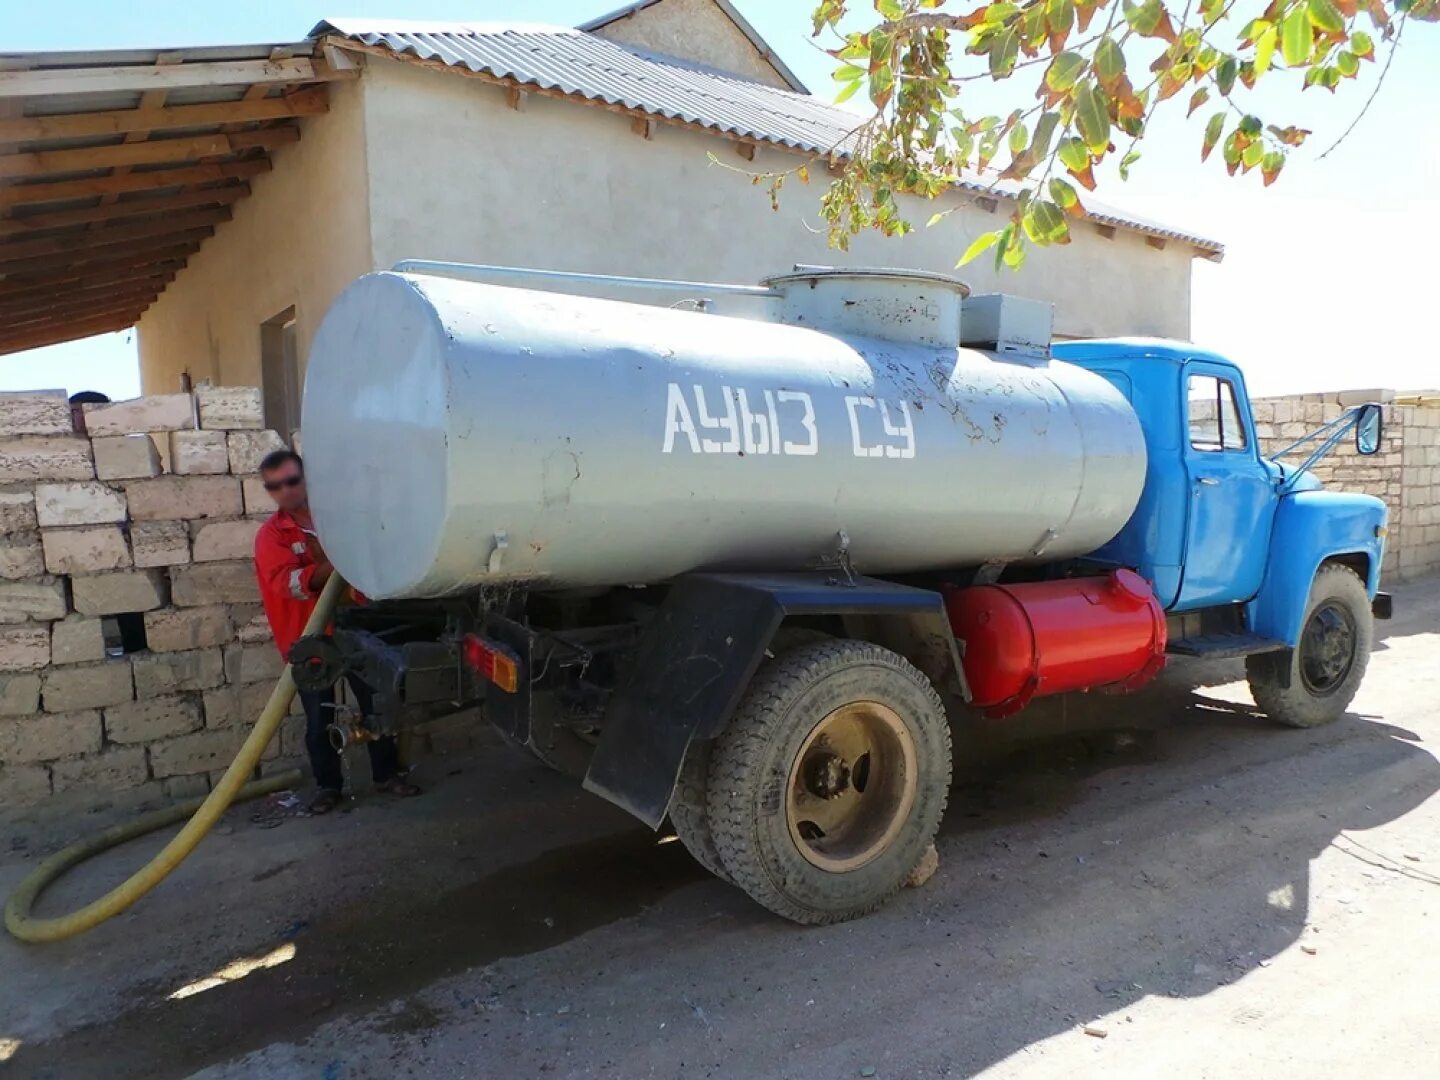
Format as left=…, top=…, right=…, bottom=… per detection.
left=582, top=571, right=955, bottom=828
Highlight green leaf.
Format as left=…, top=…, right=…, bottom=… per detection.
left=1058, top=135, right=1090, bottom=171
left=1187, top=87, right=1210, bottom=117
left=1046, top=0, right=1076, bottom=37
left=1045, top=51, right=1088, bottom=93
left=1255, top=26, right=1278, bottom=75
left=878, top=0, right=906, bottom=20
left=1335, top=49, right=1359, bottom=76
left=1351, top=30, right=1375, bottom=58
left=834, top=79, right=862, bottom=104
left=989, top=28, right=1020, bottom=77
left=1281, top=8, right=1312, bottom=66
left=1074, top=83, right=1111, bottom=154
left=1261, top=150, right=1285, bottom=186
left=1048, top=177, right=1080, bottom=209
left=1095, top=37, right=1126, bottom=82
left=1022, top=200, right=1069, bottom=244
left=1307, top=0, right=1345, bottom=33
left=1216, top=55, right=1239, bottom=94
left=1238, top=114, right=1262, bottom=136
left=833, top=64, right=865, bottom=81
left=1242, top=140, right=1264, bottom=168
left=1119, top=149, right=1141, bottom=179
left=1202, top=111, right=1225, bottom=161
left=1009, top=122, right=1029, bottom=155
left=958, top=229, right=1003, bottom=266
left=1031, top=111, right=1061, bottom=159
left=1124, top=0, right=1163, bottom=36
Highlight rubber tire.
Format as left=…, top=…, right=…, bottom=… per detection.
left=705, top=640, right=952, bottom=925
left=1246, top=563, right=1373, bottom=729
left=669, top=627, right=833, bottom=883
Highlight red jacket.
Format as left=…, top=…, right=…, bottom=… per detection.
left=254, top=509, right=325, bottom=660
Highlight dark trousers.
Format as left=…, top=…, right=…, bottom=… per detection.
left=298, top=676, right=401, bottom=792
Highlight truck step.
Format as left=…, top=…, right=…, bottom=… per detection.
left=1166, top=633, right=1288, bottom=659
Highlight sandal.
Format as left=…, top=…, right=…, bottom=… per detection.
left=308, top=788, right=344, bottom=815
left=375, top=777, right=422, bottom=798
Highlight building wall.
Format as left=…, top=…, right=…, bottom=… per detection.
left=1251, top=393, right=1440, bottom=582
left=360, top=58, right=1195, bottom=341
left=135, top=78, right=374, bottom=394
left=588, top=0, right=794, bottom=89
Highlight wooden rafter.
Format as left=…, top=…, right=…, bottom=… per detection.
left=0, top=206, right=230, bottom=261
left=0, top=274, right=173, bottom=316
left=0, top=86, right=328, bottom=145
left=0, top=233, right=206, bottom=277
left=0, top=126, right=298, bottom=179
left=0, top=259, right=187, bottom=300
left=0, top=56, right=354, bottom=99
left=0, top=184, right=248, bottom=236
left=0, top=311, right=145, bottom=355
left=0, top=160, right=270, bottom=208
left=5, top=293, right=159, bottom=331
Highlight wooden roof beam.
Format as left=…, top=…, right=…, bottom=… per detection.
left=0, top=273, right=173, bottom=316
left=3, top=289, right=161, bottom=329
left=0, top=258, right=186, bottom=299
left=0, top=233, right=205, bottom=277
left=0, top=56, right=354, bottom=100
left=0, top=310, right=142, bottom=355
left=0, top=85, right=328, bottom=145
left=0, top=206, right=229, bottom=260
left=0, top=183, right=248, bottom=236
left=0, top=126, right=297, bottom=179
left=0, top=159, right=269, bottom=208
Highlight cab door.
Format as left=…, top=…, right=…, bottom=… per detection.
left=1174, top=363, right=1276, bottom=610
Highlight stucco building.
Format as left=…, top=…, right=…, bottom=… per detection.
left=1, top=0, right=1221, bottom=433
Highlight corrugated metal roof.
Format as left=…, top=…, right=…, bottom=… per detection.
left=313, top=19, right=1222, bottom=259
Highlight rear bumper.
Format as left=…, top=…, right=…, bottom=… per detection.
left=1372, top=592, right=1393, bottom=620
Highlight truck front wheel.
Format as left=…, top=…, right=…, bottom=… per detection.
left=705, top=640, right=951, bottom=925
left=1246, top=564, right=1373, bottom=728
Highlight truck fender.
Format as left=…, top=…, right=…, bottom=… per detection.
left=1246, top=490, right=1387, bottom=646
left=582, top=572, right=960, bottom=828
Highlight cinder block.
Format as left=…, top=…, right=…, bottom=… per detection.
left=0, top=579, right=67, bottom=624
left=0, top=763, right=51, bottom=805
left=203, top=681, right=274, bottom=729
left=92, top=434, right=162, bottom=480
left=71, top=569, right=166, bottom=616
left=42, top=525, right=132, bottom=575
left=196, top=386, right=263, bottom=430
left=50, top=617, right=106, bottom=665
left=0, top=625, right=49, bottom=671
left=143, top=606, right=231, bottom=652
left=83, top=394, right=193, bottom=436
left=0, top=672, right=41, bottom=715
left=34, top=481, right=127, bottom=527
left=131, top=520, right=190, bottom=568
left=169, top=430, right=229, bottom=475
left=0, top=530, right=44, bottom=579
left=0, top=436, right=94, bottom=483
left=0, top=489, right=37, bottom=534
left=233, top=607, right=273, bottom=645
left=125, top=475, right=242, bottom=521
left=240, top=475, right=272, bottom=516
left=0, top=709, right=102, bottom=763
left=148, top=727, right=246, bottom=777
left=0, top=390, right=71, bottom=437
left=51, top=746, right=149, bottom=793
left=227, top=430, right=287, bottom=474
left=41, top=660, right=132, bottom=712
left=132, top=647, right=224, bottom=698
left=192, top=518, right=261, bottom=562
left=170, top=561, right=260, bottom=607
left=105, top=694, right=202, bottom=744
left=224, top=642, right=285, bottom=685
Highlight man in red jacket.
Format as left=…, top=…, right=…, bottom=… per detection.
left=254, top=449, right=420, bottom=813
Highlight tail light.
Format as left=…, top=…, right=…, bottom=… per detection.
left=461, top=633, right=519, bottom=693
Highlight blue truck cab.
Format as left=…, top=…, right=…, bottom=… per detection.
left=1054, top=339, right=1390, bottom=727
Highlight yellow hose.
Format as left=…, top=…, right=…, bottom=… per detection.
left=5, top=573, right=347, bottom=943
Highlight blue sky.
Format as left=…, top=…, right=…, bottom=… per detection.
left=2, top=0, right=1435, bottom=398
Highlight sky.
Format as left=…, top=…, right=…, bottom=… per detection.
left=1, top=0, right=1436, bottom=398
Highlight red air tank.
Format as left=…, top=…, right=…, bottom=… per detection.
left=943, top=569, right=1167, bottom=718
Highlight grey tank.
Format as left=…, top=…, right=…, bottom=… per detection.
left=302, top=270, right=1146, bottom=600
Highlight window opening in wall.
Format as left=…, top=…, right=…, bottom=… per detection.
left=261, top=306, right=301, bottom=437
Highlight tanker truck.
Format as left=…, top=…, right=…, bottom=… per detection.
left=291, top=262, right=1391, bottom=925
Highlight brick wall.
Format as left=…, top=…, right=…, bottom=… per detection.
left=1250, top=393, right=1440, bottom=582
left=0, top=388, right=476, bottom=811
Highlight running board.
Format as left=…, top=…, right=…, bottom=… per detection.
left=1167, top=633, right=1288, bottom=660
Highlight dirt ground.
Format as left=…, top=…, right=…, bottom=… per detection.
left=2, top=578, right=1438, bottom=1080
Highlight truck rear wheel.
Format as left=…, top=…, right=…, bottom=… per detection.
left=1246, top=564, right=1373, bottom=728
left=705, top=640, right=951, bottom=925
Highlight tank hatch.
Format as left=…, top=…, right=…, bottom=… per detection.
left=762, top=265, right=970, bottom=349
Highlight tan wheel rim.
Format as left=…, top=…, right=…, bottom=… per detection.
left=785, top=701, right=918, bottom=872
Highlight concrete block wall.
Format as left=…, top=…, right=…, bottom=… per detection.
left=1250, top=393, right=1440, bottom=582
left=0, top=388, right=478, bottom=811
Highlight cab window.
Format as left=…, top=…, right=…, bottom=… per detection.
left=1187, top=374, right=1247, bottom=452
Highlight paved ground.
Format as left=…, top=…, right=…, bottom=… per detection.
left=2, top=577, right=1438, bottom=1080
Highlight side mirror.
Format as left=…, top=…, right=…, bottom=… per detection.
left=1355, top=403, right=1383, bottom=456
